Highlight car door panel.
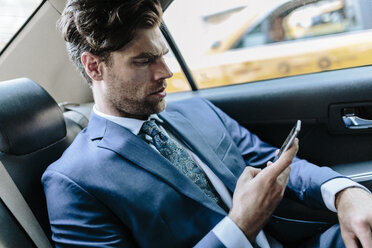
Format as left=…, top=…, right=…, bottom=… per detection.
left=168, top=65, right=372, bottom=170
left=167, top=65, right=372, bottom=234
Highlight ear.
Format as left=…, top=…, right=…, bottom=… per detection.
left=81, top=52, right=104, bottom=81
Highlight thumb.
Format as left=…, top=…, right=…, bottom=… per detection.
left=260, top=138, right=299, bottom=179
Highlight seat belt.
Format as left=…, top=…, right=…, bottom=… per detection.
left=0, top=161, right=52, bottom=248
left=59, top=102, right=92, bottom=129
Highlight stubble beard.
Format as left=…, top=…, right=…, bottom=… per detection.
left=105, top=69, right=167, bottom=119
left=108, top=91, right=166, bottom=119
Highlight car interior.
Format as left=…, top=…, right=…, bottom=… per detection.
left=0, top=0, right=372, bottom=247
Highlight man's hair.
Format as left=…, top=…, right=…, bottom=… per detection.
left=58, top=0, right=163, bottom=84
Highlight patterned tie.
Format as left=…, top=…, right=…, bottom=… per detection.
left=141, top=119, right=226, bottom=210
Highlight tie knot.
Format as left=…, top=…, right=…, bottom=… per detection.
left=141, top=120, right=162, bottom=137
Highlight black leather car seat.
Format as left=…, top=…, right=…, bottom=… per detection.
left=0, top=78, right=84, bottom=247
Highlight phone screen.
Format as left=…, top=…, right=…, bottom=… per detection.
left=273, top=120, right=301, bottom=162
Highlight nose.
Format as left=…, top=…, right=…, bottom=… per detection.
left=154, top=57, right=173, bottom=81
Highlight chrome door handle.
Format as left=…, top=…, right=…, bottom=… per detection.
left=343, top=115, right=372, bottom=129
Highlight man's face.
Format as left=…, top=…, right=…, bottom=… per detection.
left=99, top=26, right=173, bottom=120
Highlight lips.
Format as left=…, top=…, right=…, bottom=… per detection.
left=151, top=87, right=167, bottom=98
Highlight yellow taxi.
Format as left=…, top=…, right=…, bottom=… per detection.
left=165, top=0, right=372, bottom=92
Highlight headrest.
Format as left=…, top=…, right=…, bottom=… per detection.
left=0, top=78, right=66, bottom=155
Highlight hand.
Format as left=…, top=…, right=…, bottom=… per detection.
left=336, top=187, right=372, bottom=248
left=228, top=139, right=298, bottom=243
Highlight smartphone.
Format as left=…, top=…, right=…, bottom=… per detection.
left=273, top=120, right=301, bottom=162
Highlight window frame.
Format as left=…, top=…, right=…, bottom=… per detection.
left=161, top=23, right=199, bottom=91
left=0, top=0, right=46, bottom=56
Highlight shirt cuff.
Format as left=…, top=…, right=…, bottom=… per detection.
left=212, top=216, right=253, bottom=248
left=321, top=178, right=371, bottom=212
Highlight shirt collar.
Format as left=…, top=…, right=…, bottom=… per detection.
left=93, top=105, right=163, bottom=135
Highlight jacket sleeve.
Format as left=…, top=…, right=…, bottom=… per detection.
left=201, top=98, right=346, bottom=209
left=42, top=170, right=137, bottom=248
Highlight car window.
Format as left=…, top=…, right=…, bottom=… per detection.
left=0, top=0, right=42, bottom=53
left=163, top=0, right=372, bottom=92
left=233, top=0, right=363, bottom=48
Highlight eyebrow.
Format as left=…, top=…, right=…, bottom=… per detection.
left=131, top=48, right=169, bottom=60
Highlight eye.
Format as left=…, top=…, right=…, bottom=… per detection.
left=133, top=57, right=156, bottom=66
left=133, top=59, right=150, bottom=66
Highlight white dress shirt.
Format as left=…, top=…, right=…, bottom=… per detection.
left=93, top=106, right=368, bottom=248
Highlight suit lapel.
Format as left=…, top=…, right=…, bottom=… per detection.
left=159, top=111, right=239, bottom=192
left=88, top=113, right=225, bottom=215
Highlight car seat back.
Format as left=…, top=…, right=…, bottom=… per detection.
left=0, top=78, right=83, bottom=246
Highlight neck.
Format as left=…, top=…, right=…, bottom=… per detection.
left=95, top=104, right=149, bottom=120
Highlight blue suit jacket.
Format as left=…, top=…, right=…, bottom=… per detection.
left=42, top=97, right=343, bottom=247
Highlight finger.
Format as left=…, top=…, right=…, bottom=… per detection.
left=356, top=226, right=372, bottom=248
left=278, top=166, right=291, bottom=179
left=282, top=172, right=290, bottom=194
left=342, top=236, right=359, bottom=248
left=260, top=139, right=298, bottom=179
left=250, top=168, right=261, bottom=178
left=276, top=166, right=291, bottom=186
left=267, top=150, right=279, bottom=167
left=242, top=166, right=262, bottom=180
left=341, top=230, right=359, bottom=248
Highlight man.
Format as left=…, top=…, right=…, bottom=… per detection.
left=42, top=0, right=372, bottom=247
